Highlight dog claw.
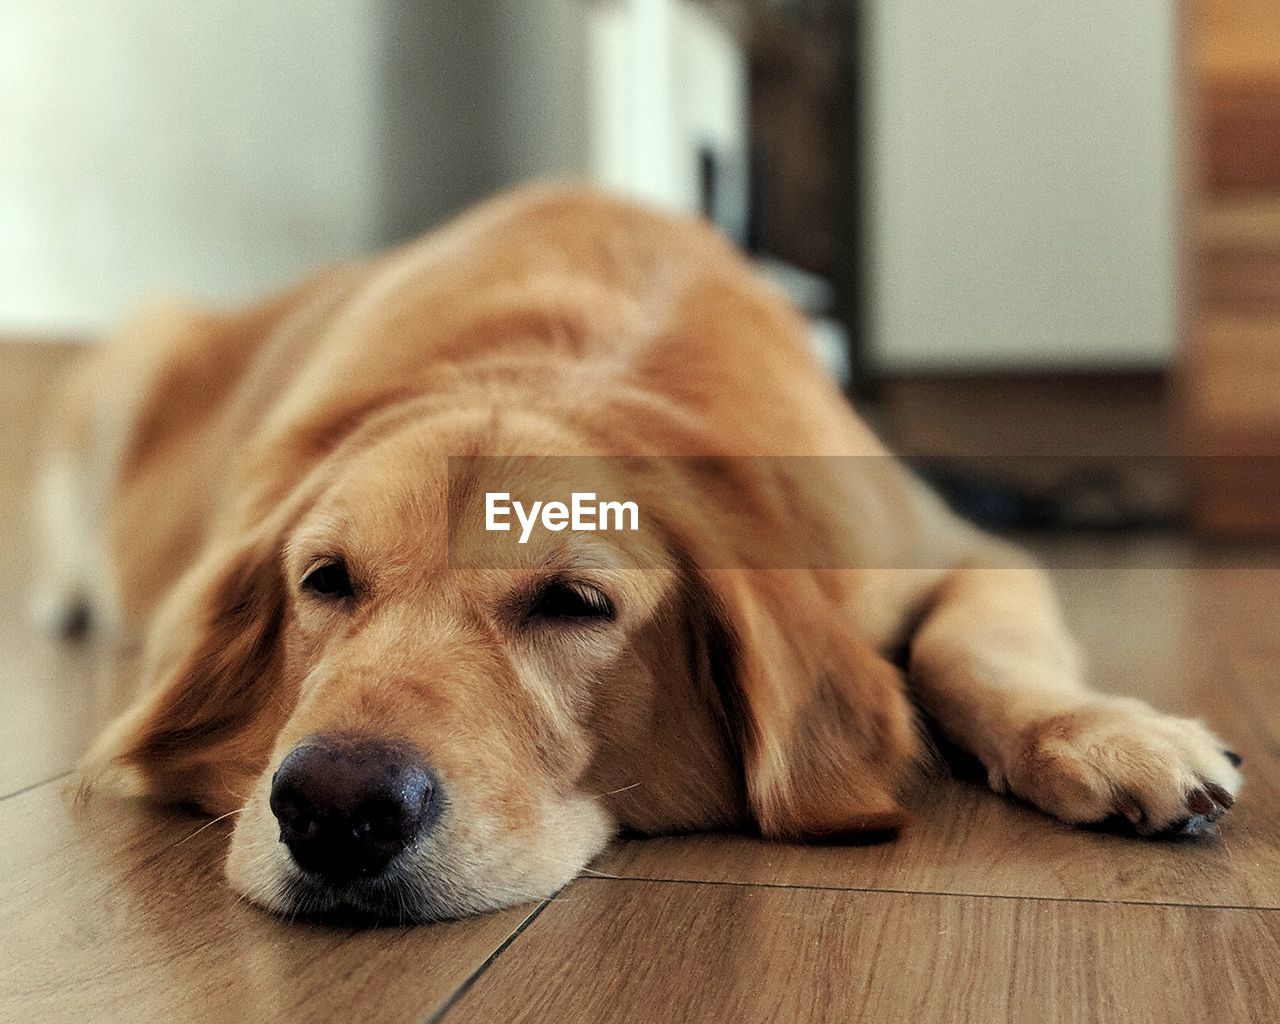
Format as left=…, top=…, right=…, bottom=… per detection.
left=1202, top=781, right=1235, bottom=811
left=1119, top=782, right=1237, bottom=839
left=1114, top=796, right=1145, bottom=826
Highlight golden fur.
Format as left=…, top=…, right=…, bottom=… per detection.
left=36, top=186, right=1242, bottom=921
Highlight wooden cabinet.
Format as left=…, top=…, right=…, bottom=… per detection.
left=1184, top=1, right=1280, bottom=533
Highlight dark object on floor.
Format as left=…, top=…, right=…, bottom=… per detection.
left=913, top=462, right=1181, bottom=533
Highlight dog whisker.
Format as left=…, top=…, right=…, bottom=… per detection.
left=172, top=807, right=242, bottom=848
left=597, top=782, right=642, bottom=798
left=524, top=848, right=624, bottom=883
left=219, top=780, right=252, bottom=805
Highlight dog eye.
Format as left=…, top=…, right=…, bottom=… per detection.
left=526, top=580, right=615, bottom=623
left=300, top=559, right=355, bottom=600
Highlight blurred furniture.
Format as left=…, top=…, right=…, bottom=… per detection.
left=1184, top=0, right=1280, bottom=533
left=863, top=2, right=1179, bottom=374
left=861, top=3, right=1185, bottom=530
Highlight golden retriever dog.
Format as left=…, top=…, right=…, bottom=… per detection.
left=34, top=186, right=1242, bottom=922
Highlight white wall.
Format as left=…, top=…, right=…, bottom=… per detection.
left=1, top=0, right=743, bottom=337
left=1, top=1, right=387, bottom=334
left=0, top=1, right=599, bottom=335
left=865, top=1, right=1180, bottom=371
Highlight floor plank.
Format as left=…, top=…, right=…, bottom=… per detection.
left=0, top=618, right=104, bottom=798
left=1228, top=652, right=1280, bottom=751
left=0, top=342, right=103, bottom=797
left=596, top=557, right=1280, bottom=908
left=0, top=782, right=537, bottom=1023
left=445, top=878, right=1280, bottom=1024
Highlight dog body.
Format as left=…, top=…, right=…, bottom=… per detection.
left=37, top=187, right=1241, bottom=921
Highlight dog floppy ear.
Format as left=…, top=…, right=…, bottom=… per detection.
left=690, top=565, right=919, bottom=840
left=82, top=511, right=299, bottom=813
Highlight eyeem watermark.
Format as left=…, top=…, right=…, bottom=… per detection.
left=486, top=492, right=640, bottom=544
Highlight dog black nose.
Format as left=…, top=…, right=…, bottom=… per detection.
left=269, top=736, right=437, bottom=883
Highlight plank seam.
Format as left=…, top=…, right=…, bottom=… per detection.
left=0, top=769, right=72, bottom=803
left=424, top=894, right=556, bottom=1023
left=570, top=872, right=1280, bottom=913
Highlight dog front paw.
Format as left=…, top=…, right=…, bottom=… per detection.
left=990, top=698, right=1243, bottom=837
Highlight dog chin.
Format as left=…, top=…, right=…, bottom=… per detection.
left=250, top=868, right=495, bottom=925
left=227, top=840, right=567, bottom=925
left=226, top=840, right=547, bottom=924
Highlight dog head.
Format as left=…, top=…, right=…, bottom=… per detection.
left=86, top=409, right=917, bottom=922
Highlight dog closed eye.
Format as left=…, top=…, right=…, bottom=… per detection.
left=523, top=579, right=615, bottom=625
left=299, top=559, right=356, bottom=601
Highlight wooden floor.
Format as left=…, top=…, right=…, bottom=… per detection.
left=1, top=344, right=1278, bottom=1022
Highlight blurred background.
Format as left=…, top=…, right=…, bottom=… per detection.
left=2, top=0, right=1277, bottom=537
